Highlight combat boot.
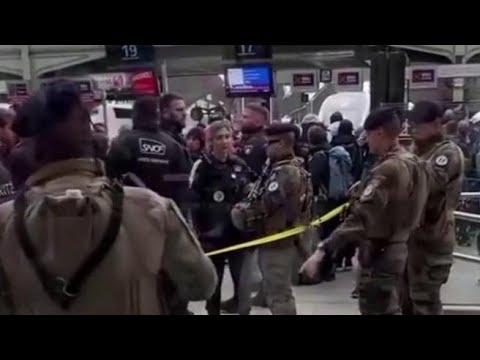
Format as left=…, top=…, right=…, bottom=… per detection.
left=251, top=292, right=268, bottom=308
left=220, top=298, right=238, bottom=314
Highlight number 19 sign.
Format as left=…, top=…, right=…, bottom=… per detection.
left=105, top=45, right=155, bottom=65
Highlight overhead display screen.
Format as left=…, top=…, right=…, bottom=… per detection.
left=225, top=64, right=274, bottom=98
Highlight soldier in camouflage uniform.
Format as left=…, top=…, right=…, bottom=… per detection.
left=402, top=101, right=464, bottom=315
left=231, top=123, right=313, bottom=315
left=301, top=108, right=429, bottom=315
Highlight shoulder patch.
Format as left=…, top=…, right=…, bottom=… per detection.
left=435, top=155, right=449, bottom=167
left=362, top=184, right=374, bottom=198
left=268, top=182, right=279, bottom=192
left=360, top=178, right=381, bottom=202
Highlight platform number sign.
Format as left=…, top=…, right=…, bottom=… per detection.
left=105, top=45, right=155, bottom=65
left=238, top=45, right=254, bottom=55
left=121, top=45, right=139, bottom=60
left=234, top=45, right=272, bottom=60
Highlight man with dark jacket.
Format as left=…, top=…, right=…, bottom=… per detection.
left=222, top=103, right=269, bottom=311
left=331, top=120, right=363, bottom=182
left=158, top=93, right=194, bottom=210
left=308, top=125, right=331, bottom=210
left=330, top=120, right=363, bottom=271
left=159, top=93, right=189, bottom=148
left=238, top=103, right=269, bottom=176
left=106, top=97, right=191, bottom=206
left=106, top=96, right=195, bottom=315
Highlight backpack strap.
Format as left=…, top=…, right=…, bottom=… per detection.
left=14, top=180, right=124, bottom=310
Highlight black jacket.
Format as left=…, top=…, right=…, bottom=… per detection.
left=160, top=122, right=187, bottom=148
left=106, top=128, right=192, bottom=208
left=331, top=134, right=363, bottom=182
left=189, top=150, right=203, bottom=164
left=308, top=143, right=331, bottom=197
left=190, top=154, right=256, bottom=250
left=239, top=131, right=267, bottom=177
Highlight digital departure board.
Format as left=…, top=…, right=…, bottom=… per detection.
left=225, top=64, right=274, bottom=98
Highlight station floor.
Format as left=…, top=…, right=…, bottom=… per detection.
left=189, top=256, right=480, bottom=315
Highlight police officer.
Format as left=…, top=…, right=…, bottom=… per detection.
left=106, top=96, right=191, bottom=211
left=301, top=108, right=429, bottom=315
left=232, top=123, right=313, bottom=315
left=0, top=81, right=217, bottom=315
left=402, top=101, right=464, bottom=315
left=190, top=120, right=256, bottom=315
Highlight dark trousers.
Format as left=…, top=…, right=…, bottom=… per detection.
left=335, top=243, right=356, bottom=267
left=207, top=250, right=254, bottom=315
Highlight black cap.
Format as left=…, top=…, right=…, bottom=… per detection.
left=265, top=123, right=301, bottom=139
left=364, top=107, right=400, bottom=131
left=410, top=101, right=443, bottom=124
left=330, top=112, right=343, bottom=123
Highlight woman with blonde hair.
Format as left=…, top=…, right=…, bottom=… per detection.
left=189, top=120, right=256, bottom=315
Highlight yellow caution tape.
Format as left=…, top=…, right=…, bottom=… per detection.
left=206, top=202, right=350, bottom=257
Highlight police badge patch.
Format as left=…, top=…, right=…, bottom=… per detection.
left=244, top=146, right=253, bottom=155
left=213, top=191, right=225, bottom=203
left=435, top=155, right=448, bottom=167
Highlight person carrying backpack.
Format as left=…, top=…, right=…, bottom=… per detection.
left=331, top=120, right=363, bottom=182
left=0, top=81, right=217, bottom=315
left=307, top=125, right=353, bottom=281
left=330, top=120, right=361, bottom=271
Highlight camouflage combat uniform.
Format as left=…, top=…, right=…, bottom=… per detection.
left=232, top=156, right=312, bottom=315
left=321, top=146, right=429, bottom=315
left=404, top=138, right=464, bottom=315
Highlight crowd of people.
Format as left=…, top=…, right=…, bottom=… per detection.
left=0, top=79, right=474, bottom=315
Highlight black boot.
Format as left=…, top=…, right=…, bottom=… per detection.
left=221, top=298, right=238, bottom=314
